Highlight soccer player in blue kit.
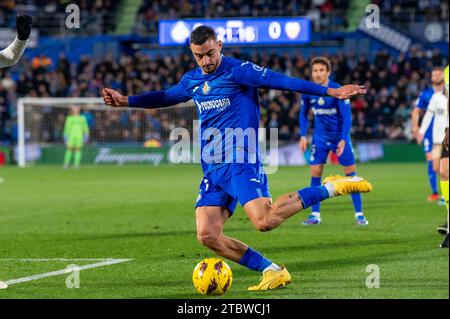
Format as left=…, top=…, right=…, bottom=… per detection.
left=103, top=26, right=372, bottom=291
left=299, top=57, right=368, bottom=226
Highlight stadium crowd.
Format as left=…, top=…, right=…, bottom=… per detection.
left=0, top=0, right=118, bottom=35
left=134, top=0, right=449, bottom=34
left=0, top=46, right=447, bottom=145
left=4, top=0, right=446, bottom=36
left=135, top=0, right=350, bottom=34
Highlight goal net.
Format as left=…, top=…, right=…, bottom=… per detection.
left=16, top=97, right=198, bottom=167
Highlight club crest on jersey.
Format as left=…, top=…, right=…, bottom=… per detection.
left=202, top=81, right=212, bottom=94
left=318, top=97, right=325, bottom=105
left=252, top=63, right=264, bottom=71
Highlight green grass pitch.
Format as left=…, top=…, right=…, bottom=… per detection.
left=0, top=163, right=448, bottom=299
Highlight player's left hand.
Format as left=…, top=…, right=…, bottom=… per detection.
left=16, top=15, right=32, bottom=41
left=327, top=85, right=366, bottom=100
left=336, top=140, right=346, bottom=157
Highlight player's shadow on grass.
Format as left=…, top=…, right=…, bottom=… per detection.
left=260, top=236, right=432, bottom=254
left=283, top=246, right=440, bottom=273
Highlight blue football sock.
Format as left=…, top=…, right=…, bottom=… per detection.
left=238, top=247, right=272, bottom=272
left=346, top=171, right=363, bottom=213
left=427, top=160, right=438, bottom=194
left=310, top=177, right=322, bottom=213
left=297, top=185, right=330, bottom=209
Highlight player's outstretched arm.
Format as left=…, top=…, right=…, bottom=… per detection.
left=103, top=80, right=191, bottom=109
left=232, top=62, right=366, bottom=100
left=0, top=15, right=32, bottom=68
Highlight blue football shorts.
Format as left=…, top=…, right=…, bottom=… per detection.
left=195, top=163, right=271, bottom=215
left=310, top=138, right=355, bottom=166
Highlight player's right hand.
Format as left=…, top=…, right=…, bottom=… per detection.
left=103, top=88, right=128, bottom=107
left=16, top=15, right=32, bottom=41
left=328, top=85, right=366, bottom=99
left=299, top=137, right=308, bottom=153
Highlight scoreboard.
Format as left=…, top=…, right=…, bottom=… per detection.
left=158, top=18, right=311, bottom=46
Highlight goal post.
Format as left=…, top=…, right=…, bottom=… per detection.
left=16, top=97, right=197, bottom=167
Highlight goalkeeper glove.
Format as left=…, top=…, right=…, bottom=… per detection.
left=16, top=15, right=32, bottom=41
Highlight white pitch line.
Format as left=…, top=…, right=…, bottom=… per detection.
left=0, top=258, right=120, bottom=262
left=4, top=258, right=131, bottom=286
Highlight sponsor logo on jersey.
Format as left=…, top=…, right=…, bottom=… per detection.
left=195, top=98, right=231, bottom=113
left=311, top=107, right=338, bottom=116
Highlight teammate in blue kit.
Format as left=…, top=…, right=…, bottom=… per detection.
left=299, top=57, right=368, bottom=226
left=411, top=68, right=446, bottom=202
left=103, top=26, right=372, bottom=291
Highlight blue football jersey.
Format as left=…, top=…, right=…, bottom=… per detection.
left=175, top=57, right=264, bottom=173
left=129, top=55, right=328, bottom=174
left=299, top=80, right=352, bottom=144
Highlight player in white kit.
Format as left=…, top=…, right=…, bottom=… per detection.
left=0, top=15, right=32, bottom=289
left=0, top=15, right=32, bottom=185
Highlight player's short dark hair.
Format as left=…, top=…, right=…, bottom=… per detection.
left=310, top=57, right=332, bottom=72
left=190, top=25, right=217, bottom=45
left=432, top=66, right=444, bottom=72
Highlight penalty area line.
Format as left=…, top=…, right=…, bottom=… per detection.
left=3, top=258, right=132, bottom=286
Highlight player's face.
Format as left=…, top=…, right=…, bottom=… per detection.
left=311, top=63, right=330, bottom=85
left=71, top=107, right=80, bottom=115
left=190, top=39, right=223, bottom=74
left=431, top=70, right=444, bottom=85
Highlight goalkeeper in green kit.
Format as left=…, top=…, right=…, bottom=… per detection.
left=63, top=107, right=89, bottom=169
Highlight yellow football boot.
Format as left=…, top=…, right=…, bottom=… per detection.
left=248, top=266, right=291, bottom=291
left=322, top=175, right=372, bottom=196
